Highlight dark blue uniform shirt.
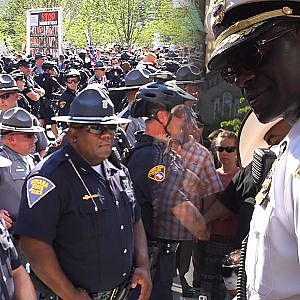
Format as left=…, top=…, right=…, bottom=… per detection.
left=15, top=143, right=140, bottom=293
left=127, top=133, right=164, bottom=239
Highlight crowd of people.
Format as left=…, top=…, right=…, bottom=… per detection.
left=1, top=0, right=300, bottom=299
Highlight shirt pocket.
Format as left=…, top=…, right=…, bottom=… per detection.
left=120, top=188, right=135, bottom=224
left=246, top=203, right=274, bottom=297
left=77, top=196, right=109, bottom=237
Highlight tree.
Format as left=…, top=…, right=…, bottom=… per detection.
left=0, top=0, right=199, bottom=51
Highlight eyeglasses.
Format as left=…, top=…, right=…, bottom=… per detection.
left=220, top=26, right=299, bottom=84
left=7, top=132, right=36, bottom=139
left=72, top=124, right=117, bottom=135
left=66, top=78, right=79, bottom=84
left=0, top=92, right=17, bottom=100
left=216, top=146, right=236, bottom=153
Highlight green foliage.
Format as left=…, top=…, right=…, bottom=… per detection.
left=219, top=97, right=251, bottom=133
left=0, top=0, right=202, bottom=51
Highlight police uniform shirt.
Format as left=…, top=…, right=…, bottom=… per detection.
left=127, top=133, right=164, bottom=239
left=0, top=218, right=20, bottom=300
left=58, top=89, right=77, bottom=116
left=34, top=73, right=61, bottom=100
left=118, top=105, right=146, bottom=147
left=246, top=118, right=300, bottom=300
left=0, top=146, right=34, bottom=221
left=15, top=143, right=141, bottom=293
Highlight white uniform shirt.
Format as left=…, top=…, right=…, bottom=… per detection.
left=246, top=118, right=300, bottom=300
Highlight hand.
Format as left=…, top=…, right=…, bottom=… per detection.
left=196, top=223, right=211, bottom=241
left=0, top=210, right=13, bottom=229
left=131, top=267, right=152, bottom=300
left=182, top=168, right=207, bottom=197
left=67, top=289, right=91, bottom=300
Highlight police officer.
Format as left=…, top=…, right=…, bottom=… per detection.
left=127, top=79, right=207, bottom=300
left=15, top=84, right=151, bottom=300
left=58, top=69, right=81, bottom=118
left=0, top=156, right=37, bottom=300
left=34, top=61, right=65, bottom=139
left=114, top=68, right=152, bottom=146
left=175, top=65, right=203, bottom=107
left=206, top=1, right=300, bottom=298
left=0, top=107, right=44, bottom=229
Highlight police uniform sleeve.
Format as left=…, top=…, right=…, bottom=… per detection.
left=14, top=175, right=61, bottom=245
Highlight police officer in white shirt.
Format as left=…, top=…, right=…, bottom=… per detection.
left=206, top=0, right=300, bottom=299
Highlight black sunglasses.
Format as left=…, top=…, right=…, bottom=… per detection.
left=216, top=146, right=236, bottom=153
left=0, top=92, right=16, bottom=100
left=220, top=26, right=299, bottom=84
left=66, top=78, right=79, bottom=84
left=72, top=124, right=117, bottom=135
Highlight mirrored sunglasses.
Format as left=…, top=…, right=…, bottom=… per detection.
left=216, top=146, right=236, bottom=153
left=87, top=124, right=117, bottom=135
left=66, top=78, right=79, bottom=84
left=72, top=124, right=117, bottom=135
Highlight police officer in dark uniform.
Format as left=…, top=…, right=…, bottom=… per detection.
left=34, top=61, right=65, bottom=138
left=0, top=156, right=37, bottom=300
left=58, top=69, right=81, bottom=118
left=127, top=77, right=206, bottom=300
left=15, top=84, right=152, bottom=300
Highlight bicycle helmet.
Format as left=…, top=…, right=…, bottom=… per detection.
left=131, top=81, right=196, bottom=118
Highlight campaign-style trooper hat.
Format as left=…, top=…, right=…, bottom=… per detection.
left=108, top=68, right=153, bottom=91
left=0, top=74, right=18, bottom=92
left=206, top=0, right=300, bottom=70
left=175, top=65, right=204, bottom=85
left=53, top=83, right=130, bottom=124
left=0, top=107, right=44, bottom=133
left=237, top=110, right=289, bottom=167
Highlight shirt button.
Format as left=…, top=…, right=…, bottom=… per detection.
left=122, top=273, right=127, bottom=277
left=123, top=248, right=127, bottom=254
left=120, top=225, right=124, bottom=230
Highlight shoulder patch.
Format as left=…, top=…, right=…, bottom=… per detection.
left=27, top=176, right=56, bottom=208
left=148, top=165, right=165, bottom=182
left=295, top=168, right=300, bottom=179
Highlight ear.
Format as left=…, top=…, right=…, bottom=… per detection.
left=68, top=127, right=78, bottom=143
left=156, top=110, right=170, bottom=126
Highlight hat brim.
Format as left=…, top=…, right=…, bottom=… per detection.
left=208, top=18, right=299, bottom=71
left=0, top=124, right=44, bottom=133
left=108, top=85, right=141, bottom=92
left=0, top=87, right=19, bottom=92
left=52, top=115, right=131, bottom=125
left=176, top=79, right=204, bottom=85
left=0, top=156, right=12, bottom=167
left=237, top=111, right=282, bottom=167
